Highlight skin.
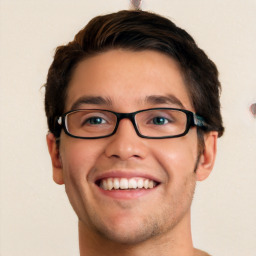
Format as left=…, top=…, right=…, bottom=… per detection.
left=47, top=49, right=217, bottom=256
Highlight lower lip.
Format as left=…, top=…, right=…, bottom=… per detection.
left=97, top=185, right=158, bottom=200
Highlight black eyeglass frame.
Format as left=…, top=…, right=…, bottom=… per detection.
left=56, top=108, right=208, bottom=139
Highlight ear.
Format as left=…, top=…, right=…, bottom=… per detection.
left=196, top=131, right=218, bottom=181
left=46, top=133, right=64, bottom=185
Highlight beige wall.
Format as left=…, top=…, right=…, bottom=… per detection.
left=1, top=0, right=255, bottom=255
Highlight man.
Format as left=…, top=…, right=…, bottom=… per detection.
left=45, top=10, right=224, bottom=256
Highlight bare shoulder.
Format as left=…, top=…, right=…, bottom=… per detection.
left=194, top=248, right=211, bottom=256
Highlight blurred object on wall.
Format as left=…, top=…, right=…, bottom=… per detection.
left=130, top=0, right=143, bottom=10
left=250, top=103, right=256, bottom=117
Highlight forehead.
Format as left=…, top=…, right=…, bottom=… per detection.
left=65, top=49, right=193, bottom=112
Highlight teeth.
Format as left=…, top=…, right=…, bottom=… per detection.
left=102, top=179, right=108, bottom=190
left=129, top=178, right=137, bottom=189
left=107, top=178, right=114, bottom=190
left=99, top=177, right=157, bottom=191
left=120, top=178, right=129, bottom=189
left=149, top=180, right=154, bottom=189
left=113, top=178, right=119, bottom=189
left=144, top=179, right=149, bottom=189
left=137, top=179, right=144, bottom=188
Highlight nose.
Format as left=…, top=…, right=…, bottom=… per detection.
left=104, top=118, right=148, bottom=161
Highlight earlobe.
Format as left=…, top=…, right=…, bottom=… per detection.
left=46, top=133, right=64, bottom=185
left=196, top=131, right=218, bottom=181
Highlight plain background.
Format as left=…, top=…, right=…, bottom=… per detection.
left=0, top=0, right=255, bottom=255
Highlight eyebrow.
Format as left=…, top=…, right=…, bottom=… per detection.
left=144, top=95, right=185, bottom=108
left=70, top=96, right=112, bottom=110
left=69, top=94, right=185, bottom=111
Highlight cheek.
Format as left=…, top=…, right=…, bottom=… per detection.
left=151, top=136, right=198, bottom=180
left=59, top=139, right=105, bottom=180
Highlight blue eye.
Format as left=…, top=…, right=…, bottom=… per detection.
left=87, top=117, right=106, bottom=125
left=152, top=117, right=168, bottom=125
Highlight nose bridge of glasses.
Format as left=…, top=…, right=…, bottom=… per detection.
left=115, top=112, right=137, bottom=131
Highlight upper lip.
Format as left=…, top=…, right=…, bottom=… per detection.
left=94, top=170, right=161, bottom=184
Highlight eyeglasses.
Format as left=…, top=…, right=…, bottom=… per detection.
left=56, top=108, right=208, bottom=139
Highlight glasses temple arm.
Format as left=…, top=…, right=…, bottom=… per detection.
left=193, top=114, right=209, bottom=128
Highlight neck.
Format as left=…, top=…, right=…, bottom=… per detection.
left=79, top=211, right=195, bottom=256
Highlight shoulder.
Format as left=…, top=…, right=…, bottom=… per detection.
left=194, top=248, right=211, bottom=256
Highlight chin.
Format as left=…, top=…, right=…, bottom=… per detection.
left=96, top=223, right=157, bottom=245
left=89, top=211, right=169, bottom=245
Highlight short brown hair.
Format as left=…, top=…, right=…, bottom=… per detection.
left=45, top=10, right=224, bottom=140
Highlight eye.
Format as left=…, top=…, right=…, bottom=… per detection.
left=85, top=116, right=107, bottom=125
left=152, top=116, right=169, bottom=125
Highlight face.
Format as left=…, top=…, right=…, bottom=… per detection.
left=47, top=49, right=217, bottom=245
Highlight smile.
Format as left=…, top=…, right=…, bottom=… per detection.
left=98, top=177, right=158, bottom=191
